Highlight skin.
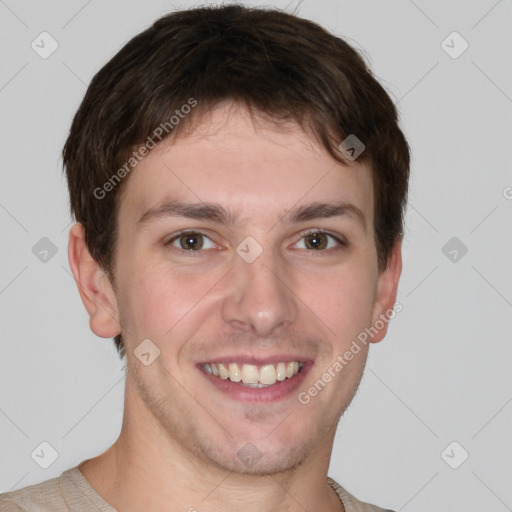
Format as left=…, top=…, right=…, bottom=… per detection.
left=68, top=102, right=402, bottom=512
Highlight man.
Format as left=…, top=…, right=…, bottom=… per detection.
left=0, top=4, right=409, bottom=511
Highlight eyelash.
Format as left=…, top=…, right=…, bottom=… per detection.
left=164, top=230, right=218, bottom=257
left=295, top=229, right=347, bottom=253
left=165, top=229, right=346, bottom=256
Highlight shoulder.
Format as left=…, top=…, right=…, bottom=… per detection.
left=0, top=466, right=115, bottom=512
left=327, top=477, right=395, bottom=512
left=0, top=496, right=24, bottom=512
left=0, top=472, right=63, bottom=511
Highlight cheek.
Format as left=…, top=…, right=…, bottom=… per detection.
left=299, top=264, right=377, bottom=347
left=115, top=258, right=221, bottom=344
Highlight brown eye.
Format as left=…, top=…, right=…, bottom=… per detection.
left=294, top=231, right=345, bottom=251
left=304, top=232, right=328, bottom=250
left=167, top=231, right=217, bottom=254
left=178, top=233, right=203, bottom=250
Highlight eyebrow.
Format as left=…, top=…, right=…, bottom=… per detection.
left=287, top=201, right=366, bottom=230
left=137, top=200, right=367, bottom=232
left=137, top=201, right=239, bottom=227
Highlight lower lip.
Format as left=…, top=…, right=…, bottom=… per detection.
left=197, top=363, right=312, bottom=403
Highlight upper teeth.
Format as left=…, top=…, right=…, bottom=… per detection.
left=201, top=362, right=303, bottom=386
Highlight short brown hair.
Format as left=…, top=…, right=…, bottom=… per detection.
left=63, top=4, right=410, bottom=357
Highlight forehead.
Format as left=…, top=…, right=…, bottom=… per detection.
left=118, top=103, right=374, bottom=227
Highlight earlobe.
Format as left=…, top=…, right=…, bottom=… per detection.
left=369, top=236, right=403, bottom=344
left=68, top=223, right=121, bottom=339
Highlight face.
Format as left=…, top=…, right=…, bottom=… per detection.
left=100, top=103, right=399, bottom=475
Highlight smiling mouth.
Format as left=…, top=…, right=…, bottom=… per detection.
left=200, top=361, right=305, bottom=387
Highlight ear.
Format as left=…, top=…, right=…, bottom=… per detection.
left=369, top=236, right=403, bottom=344
left=68, top=223, right=121, bottom=338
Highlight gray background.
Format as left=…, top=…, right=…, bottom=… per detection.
left=0, top=0, right=511, bottom=510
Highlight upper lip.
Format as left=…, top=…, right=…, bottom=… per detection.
left=198, top=355, right=313, bottom=366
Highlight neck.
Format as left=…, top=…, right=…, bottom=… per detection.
left=79, top=380, right=344, bottom=512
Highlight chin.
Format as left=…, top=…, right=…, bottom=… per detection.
left=199, top=437, right=316, bottom=476
left=186, top=418, right=325, bottom=477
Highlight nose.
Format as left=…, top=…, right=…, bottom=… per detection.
left=221, top=248, right=299, bottom=337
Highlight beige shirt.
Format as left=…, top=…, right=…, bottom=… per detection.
left=0, top=466, right=394, bottom=512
